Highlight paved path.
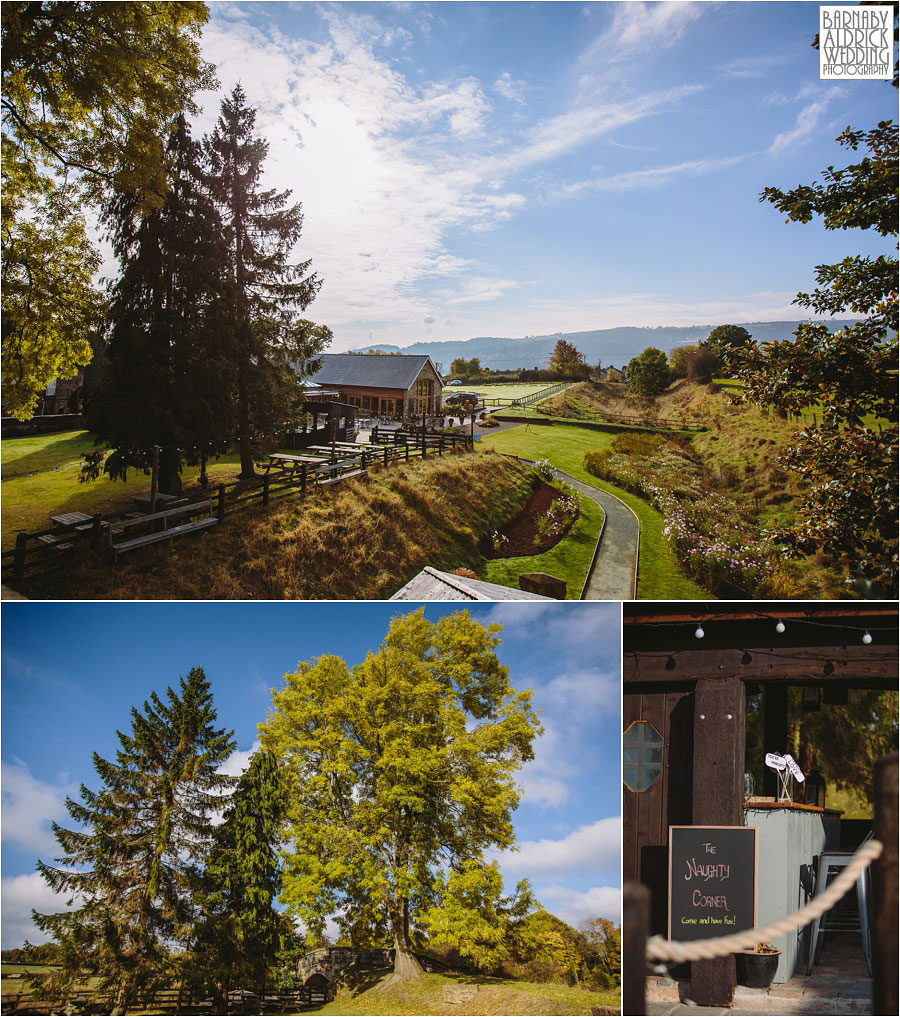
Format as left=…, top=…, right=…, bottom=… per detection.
left=549, top=468, right=639, bottom=601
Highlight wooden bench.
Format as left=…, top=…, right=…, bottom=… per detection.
left=108, top=500, right=217, bottom=561
left=318, top=469, right=367, bottom=487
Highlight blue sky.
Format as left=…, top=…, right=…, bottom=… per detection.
left=1, top=600, right=621, bottom=948
left=115, top=0, right=899, bottom=352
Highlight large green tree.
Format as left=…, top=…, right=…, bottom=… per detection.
left=1, top=1, right=216, bottom=417
left=32, top=667, right=235, bottom=1015
left=259, top=608, right=540, bottom=986
left=204, top=84, right=324, bottom=478
left=82, top=115, right=235, bottom=494
left=625, top=346, right=669, bottom=396
left=722, top=120, right=898, bottom=594
left=194, top=749, right=288, bottom=1011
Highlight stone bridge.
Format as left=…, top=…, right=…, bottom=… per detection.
left=297, top=946, right=446, bottom=988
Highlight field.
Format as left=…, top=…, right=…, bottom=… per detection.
left=450, top=382, right=567, bottom=401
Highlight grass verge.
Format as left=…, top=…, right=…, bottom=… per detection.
left=477, top=423, right=707, bottom=600
left=480, top=494, right=604, bottom=600
left=319, top=970, right=620, bottom=1016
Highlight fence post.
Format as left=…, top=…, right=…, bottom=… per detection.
left=262, top=474, right=270, bottom=506
left=874, top=752, right=898, bottom=1017
left=13, top=532, right=27, bottom=585
left=91, top=514, right=102, bottom=551
left=405, top=444, right=409, bottom=461
left=302, top=463, right=307, bottom=493
left=217, top=484, right=226, bottom=522
left=623, top=882, right=649, bottom=1017
left=384, top=448, right=389, bottom=467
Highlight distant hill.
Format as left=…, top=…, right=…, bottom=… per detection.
left=351, top=320, right=859, bottom=371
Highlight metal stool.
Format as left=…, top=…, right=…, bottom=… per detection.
left=806, top=849, right=872, bottom=976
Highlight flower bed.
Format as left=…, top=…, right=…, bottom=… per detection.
left=584, top=437, right=790, bottom=597
left=489, top=482, right=580, bottom=558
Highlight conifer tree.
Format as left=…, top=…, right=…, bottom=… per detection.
left=193, top=749, right=288, bottom=1008
left=83, top=115, right=234, bottom=494
left=204, top=84, right=324, bottom=478
left=32, top=667, right=235, bottom=1015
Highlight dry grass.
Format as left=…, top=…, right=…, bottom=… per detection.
left=23, top=452, right=537, bottom=600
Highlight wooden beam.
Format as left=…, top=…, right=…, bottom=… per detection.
left=624, top=645, right=897, bottom=687
left=624, top=605, right=898, bottom=625
left=689, top=677, right=744, bottom=1007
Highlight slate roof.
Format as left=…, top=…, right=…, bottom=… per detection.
left=306, top=354, right=439, bottom=391
left=390, top=567, right=552, bottom=601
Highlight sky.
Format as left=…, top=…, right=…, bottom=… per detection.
left=98, top=0, right=897, bottom=351
left=0, top=600, right=621, bottom=949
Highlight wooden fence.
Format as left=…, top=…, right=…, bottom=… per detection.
left=534, top=406, right=707, bottom=430
left=1, top=983, right=329, bottom=1013
left=2, top=438, right=474, bottom=591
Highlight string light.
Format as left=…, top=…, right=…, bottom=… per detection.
left=694, top=624, right=705, bottom=639
left=775, top=619, right=785, bottom=634
left=862, top=630, right=873, bottom=645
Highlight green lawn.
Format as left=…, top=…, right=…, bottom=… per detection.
left=1, top=430, right=244, bottom=549
left=318, top=970, right=619, bottom=1016
left=480, top=493, right=604, bottom=599
left=477, top=423, right=707, bottom=600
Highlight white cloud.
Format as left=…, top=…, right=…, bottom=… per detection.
left=519, top=722, right=579, bottom=809
left=495, top=71, right=527, bottom=105
left=537, top=884, right=621, bottom=924
left=217, top=741, right=260, bottom=778
left=584, top=2, right=705, bottom=61
left=555, top=155, right=746, bottom=198
left=1, top=872, right=77, bottom=949
left=768, top=88, right=843, bottom=156
left=498, top=817, right=621, bottom=877
left=1, top=761, right=73, bottom=856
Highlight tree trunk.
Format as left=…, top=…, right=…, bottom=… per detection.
left=375, top=901, right=424, bottom=990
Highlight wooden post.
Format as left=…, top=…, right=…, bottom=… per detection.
left=690, top=676, right=745, bottom=1007
left=217, top=483, right=226, bottom=522
left=262, top=474, right=270, bottom=506
left=405, top=444, right=409, bottom=461
left=873, top=752, right=898, bottom=1017
left=91, top=514, right=103, bottom=551
left=149, top=445, right=159, bottom=515
left=301, top=463, right=307, bottom=494
left=384, top=448, right=389, bottom=467
left=13, top=532, right=27, bottom=585
left=623, top=883, right=649, bottom=1017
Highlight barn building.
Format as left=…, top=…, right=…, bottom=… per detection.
left=303, top=353, right=443, bottom=418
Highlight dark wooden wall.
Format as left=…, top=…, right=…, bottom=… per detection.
left=623, top=687, right=695, bottom=935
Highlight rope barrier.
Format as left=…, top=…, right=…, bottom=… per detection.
left=646, top=838, right=882, bottom=964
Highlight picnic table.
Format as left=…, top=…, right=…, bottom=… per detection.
left=50, top=511, right=93, bottom=529
left=264, top=453, right=324, bottom=476
left=132, top=492, right=187, bottom=512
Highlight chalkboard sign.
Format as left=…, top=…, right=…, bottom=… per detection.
left=668, top=826, right=757, bottom=941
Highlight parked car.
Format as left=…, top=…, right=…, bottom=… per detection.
left=445, top=392, right=480, bottom=406
left=446, top=378, right=463, bottom=385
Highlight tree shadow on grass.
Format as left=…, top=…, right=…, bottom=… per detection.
left=2, top=432, right=94, bottom=480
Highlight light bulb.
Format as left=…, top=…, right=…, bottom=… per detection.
left=862, top=631, right=873, bottom=645
left=695, top=625, right=705, bottom=639
left=775, top=619, right=785, bottom=634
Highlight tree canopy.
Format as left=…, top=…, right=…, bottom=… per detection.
left=721, top=120, right=898, bottom=594
left=258, top=608, right=540, bottom=985
left=1, top=2, right=217, bottom=418
left=625, top=346, right=669, bottom=396
left=548, top=339, right=588, bottom=377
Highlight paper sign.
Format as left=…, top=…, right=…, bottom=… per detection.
left=765, top=752, right=786, bottom=771
left=783, top=753, right=805, bottom=783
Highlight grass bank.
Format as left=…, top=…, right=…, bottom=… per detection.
left=476, top=423, right=707, bottom=600
left=19, top=452, right=598, bottom=600
left=319, top=970, right=619, bottom=1016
